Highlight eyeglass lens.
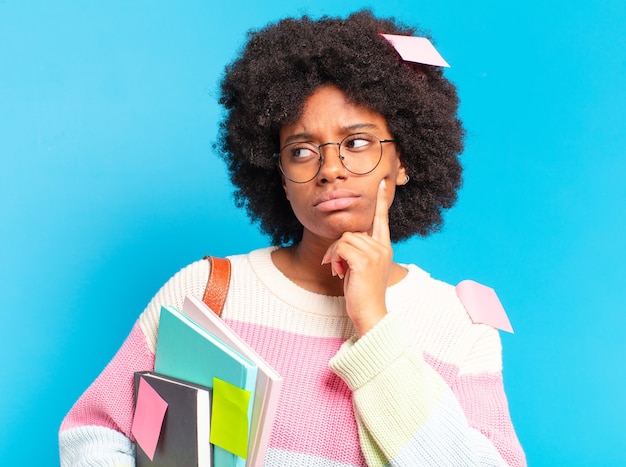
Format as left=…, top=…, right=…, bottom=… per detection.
left=279, top=133, right=386, bottom=183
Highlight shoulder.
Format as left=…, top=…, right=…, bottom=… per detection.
left=136, top=250, right=265, bottom=353
left=454, top=279, right=514, bottom=333
left=137, top=258, right=211, bottom=352
left=391, top=265, right=510, bottom=372
left=137, top=249, right=262, bottom=332
left=395, top=264, right=513, bottom=334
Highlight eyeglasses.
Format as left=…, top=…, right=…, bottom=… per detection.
left=277, top=132, right=396, bottom=183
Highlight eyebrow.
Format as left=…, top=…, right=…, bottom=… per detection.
left=283, top=123, right=382, bottom=145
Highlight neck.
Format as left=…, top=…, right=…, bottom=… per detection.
left=272, top=230, right=408, bottom=296
left=272, top=232, right=345, bottom=296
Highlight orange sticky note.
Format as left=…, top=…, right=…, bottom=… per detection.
left=456, top=280, right=514, bottom=333
left=131, top=377, right=168, bottom=461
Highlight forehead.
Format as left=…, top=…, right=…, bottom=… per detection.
left=280, top=85, right=390, bottom=141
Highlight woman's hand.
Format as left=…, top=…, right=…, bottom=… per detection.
left=322, top=180, right=393, bottom=337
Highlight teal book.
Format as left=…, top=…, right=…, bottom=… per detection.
left=155, top=305, right=258, bottom=467
left=183, top=296, right=282, bottom=467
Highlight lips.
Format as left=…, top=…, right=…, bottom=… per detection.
left=313, top=190, right=360, bottom=212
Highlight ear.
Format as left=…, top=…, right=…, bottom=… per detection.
left=281, top=174, right=290, bottom=201
left=394, top=157, right=408, bottom=186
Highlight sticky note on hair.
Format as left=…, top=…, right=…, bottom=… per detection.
left=456, top=280, right=514, bottom=333
left=380, top=33, right=450, bottom=67
left=210, top=377, right=252, bottom=459
left=131, top=377, right=168, bottom=461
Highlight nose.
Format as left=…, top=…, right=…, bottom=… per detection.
left=317, top=142, right=345, bottom=182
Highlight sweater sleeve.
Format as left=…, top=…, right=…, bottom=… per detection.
left=328, top=311, right=526, bottom=467
left=58, top=259, right=210, bottom=467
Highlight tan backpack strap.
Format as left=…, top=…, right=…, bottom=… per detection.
left=202, top=256, right=231, bottom=317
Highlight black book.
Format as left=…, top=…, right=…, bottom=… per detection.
left=134, top=371, right=213, bottom=467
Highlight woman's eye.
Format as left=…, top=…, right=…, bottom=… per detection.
left=290, top=145, right=317, bottom=160
left=344, top=135, right=373, bottom=150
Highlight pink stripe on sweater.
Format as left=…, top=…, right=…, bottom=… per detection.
left=425, top=354, right=526, bottom=467
left=454, top=372, right=526, bottom=467
left=60, top=321, right=155, bottom=437
left=227, top=320, right=366, bottom=466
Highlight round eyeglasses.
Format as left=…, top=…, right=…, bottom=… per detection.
left=276, top=132, right=396, bottom=183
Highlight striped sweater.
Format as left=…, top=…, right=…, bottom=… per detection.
left=59, top=247, right=526, bottom=466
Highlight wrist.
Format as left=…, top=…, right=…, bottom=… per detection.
left=352, top=307, right=387, bottom=337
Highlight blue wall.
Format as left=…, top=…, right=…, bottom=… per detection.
left=1, top=1, right=624, bottom=464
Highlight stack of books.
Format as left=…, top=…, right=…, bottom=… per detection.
left=132, top=296, right=282, bottom=467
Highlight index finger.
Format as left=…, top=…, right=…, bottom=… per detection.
left=372, top=179, right=391, bottom=244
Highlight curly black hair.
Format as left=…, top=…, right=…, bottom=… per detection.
left=217, top=10, right=464, bottom=245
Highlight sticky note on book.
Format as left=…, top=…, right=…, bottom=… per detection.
left=132, top=378, right=168, bottom=461
left=211, top=377, right=252, bottom=459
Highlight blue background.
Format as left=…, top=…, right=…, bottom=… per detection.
left=1, top=1, right=624, bottom=465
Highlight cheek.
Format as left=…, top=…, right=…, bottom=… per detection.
left=283, top=184, right=306, bottom=212
left=386, top=183, right=398, bottom=207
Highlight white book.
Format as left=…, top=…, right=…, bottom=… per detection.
left=183, top=296, right=283, bottom=467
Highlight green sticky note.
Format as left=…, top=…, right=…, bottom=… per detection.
left=210, top=377, right=252, bottom=460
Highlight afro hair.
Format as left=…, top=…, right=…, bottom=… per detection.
left=217, top=9, right=464, bottom=245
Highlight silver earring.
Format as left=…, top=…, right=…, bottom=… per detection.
left=403, top=175, right=410, bottom=185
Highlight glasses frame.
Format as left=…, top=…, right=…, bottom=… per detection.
left=276, top=132, right=396, bottom=184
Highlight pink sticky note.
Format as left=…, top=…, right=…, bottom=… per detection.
left=456, top=280, right=514, bottom=333
left=380, top=34, right=450, bottom=67
left=131, top=377, right=168, bottom=461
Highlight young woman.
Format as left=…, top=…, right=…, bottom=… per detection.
left=60, top=10, right=526, bottom=466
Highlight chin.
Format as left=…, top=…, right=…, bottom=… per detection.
left=299, top=208, right=374, bottom=239
left=321, top=220, right=372, bottom=239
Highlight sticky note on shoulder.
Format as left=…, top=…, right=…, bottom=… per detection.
left=456, top=280, right=514, bottom=333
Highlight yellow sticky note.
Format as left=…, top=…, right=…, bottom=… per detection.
left=210, top=377, right=251, bottom=459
